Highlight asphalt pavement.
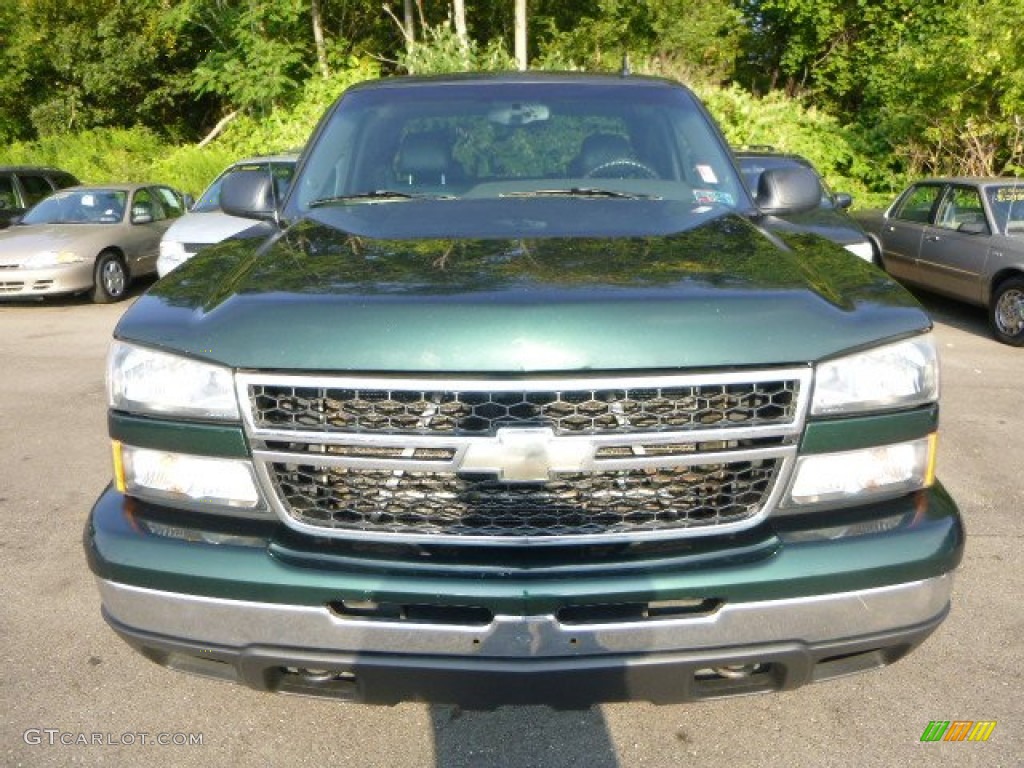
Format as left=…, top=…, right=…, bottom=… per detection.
left=1, top=282, right=1020, bottom=767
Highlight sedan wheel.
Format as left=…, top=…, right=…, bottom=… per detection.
left=990, top=277, right=1024, bottom=346
left=91, top=251, right=128, bottom=303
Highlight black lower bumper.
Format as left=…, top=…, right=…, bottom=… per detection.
left=107, top=609, right=946, bottom=710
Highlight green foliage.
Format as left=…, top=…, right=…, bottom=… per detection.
left=0, top=0, right=203, bottom=140
left=149, top=146, right=239, bottom=199
left=858, top=0, right=1024, bottom=177
left=695, top=83, right=896, bottom=199
left=182, top=0, right=310, bottom=113
left=215, top=57, right=380, bottom=157
left=534, top=0, right=744, bottom=82
left=399, top=22, right=516, bottom=75
left=0, top=58, right=380, bottom=197
left=0, top=127, right=164, bottom=184
left=738, top=0, right=1024, bottom=178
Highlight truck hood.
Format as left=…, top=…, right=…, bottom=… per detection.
left=123, top=211, right=928, bottom=371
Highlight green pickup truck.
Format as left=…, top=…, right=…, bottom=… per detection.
left=85, top=73, right=963, bottom=709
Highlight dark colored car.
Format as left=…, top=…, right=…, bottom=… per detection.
left=735, top=149, right=875, bottom=262
left=86, top=73, right=962, bottom=709
left=857, top=178, right=1024, bottom=345
left=0, top=166, right=80, bottom=228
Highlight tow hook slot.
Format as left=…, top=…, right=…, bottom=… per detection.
left=328, top=599, right=494, bottom=626
left=556, top=598, right=721, bottom=625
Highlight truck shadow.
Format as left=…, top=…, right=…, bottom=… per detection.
left=430, top=704, right=620, bottom=768
left=907, top=287, right=993, bottom=341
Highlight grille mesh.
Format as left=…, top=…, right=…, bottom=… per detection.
left=267, top=459, right=780, bottom=537
left=246, top=373, right=804, bottom=541
left=250, top=381, right=799, bottom=436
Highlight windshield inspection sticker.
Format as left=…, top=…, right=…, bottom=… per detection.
left=696, top=164, right=719, bottom=184
left=693, top=189, right=734, bottom=206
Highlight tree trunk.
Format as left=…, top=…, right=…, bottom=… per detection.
left=514, top=0, right=527, bottom=70
left=453, top=0, right=468, bottom=50
left=311, top=0, right=329, bottom=78
left=404, top=0, right=416, bottom=51
left=197, top=111, right=239, bottom=149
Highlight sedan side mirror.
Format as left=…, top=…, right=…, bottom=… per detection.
left=756, top=167, right=823, bottom=216
left=221, top=171, right=277, bottom=222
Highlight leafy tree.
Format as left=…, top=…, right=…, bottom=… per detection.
left=162, top=0, right=311, bottom=116
left=532, top=0, right=745, bottom=82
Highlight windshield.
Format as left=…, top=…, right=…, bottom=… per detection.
left=986, top=184, right=1024, bottom=236
left=289, top=80, right=748, bottom=233
left=21, top=189, right=127, bottom=225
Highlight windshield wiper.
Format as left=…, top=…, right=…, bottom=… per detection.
left=309, top=190, right=454, bottom=207
left=499, top=187, right=660, bottom=200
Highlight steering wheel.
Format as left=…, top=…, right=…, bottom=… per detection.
left=585, top=159, right=659, bottom=180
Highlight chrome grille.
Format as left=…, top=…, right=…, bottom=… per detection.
left=268, top=459, right=781, bottom=537
left=240, top=371, right=810, bottom=544
left=248, top=380, right=799, bottom=436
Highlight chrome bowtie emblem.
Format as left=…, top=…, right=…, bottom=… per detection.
left=458, top=427, right=591, bottom=482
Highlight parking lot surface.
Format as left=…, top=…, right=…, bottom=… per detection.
left=2, top=284, right=1020, bottom=767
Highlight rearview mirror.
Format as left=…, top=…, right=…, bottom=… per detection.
left=756, top=167, right=823, bottom=216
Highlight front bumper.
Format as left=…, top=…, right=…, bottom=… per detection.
left=85, top=485, right=963, bottom=708
left=0, top=262, right=94, bottom=297
left=100, top=576, right=951, bottom=708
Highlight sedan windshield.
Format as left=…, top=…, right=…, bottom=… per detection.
left=22, top=190, right=127, bottom=225
left=289, top=80, right=748, bottom=235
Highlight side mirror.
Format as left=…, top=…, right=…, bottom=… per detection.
left=182, top=194, right=195, bottom=211
left=756, top=167, right=823, bottom=215
left=221, top=171, right=277, bottom=222
left=833, top=192, right=853, bottom=209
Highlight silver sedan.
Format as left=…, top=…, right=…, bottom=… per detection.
left=0, top=183, right=187, bottom=303
left=858, top=177, right=1024, bottom=345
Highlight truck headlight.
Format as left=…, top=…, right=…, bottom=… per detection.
left=107, top=340, right=239, bottom=420
left=784, top=435, right=936, bottom=508
left=114, top=443, right=264, bottom=511
left=812, top=334, right=938, bottom=415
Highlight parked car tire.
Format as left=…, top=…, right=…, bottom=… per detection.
left=989, top=276, right=1024, bottom=346
left=91, top=251, right=128, bottom=303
